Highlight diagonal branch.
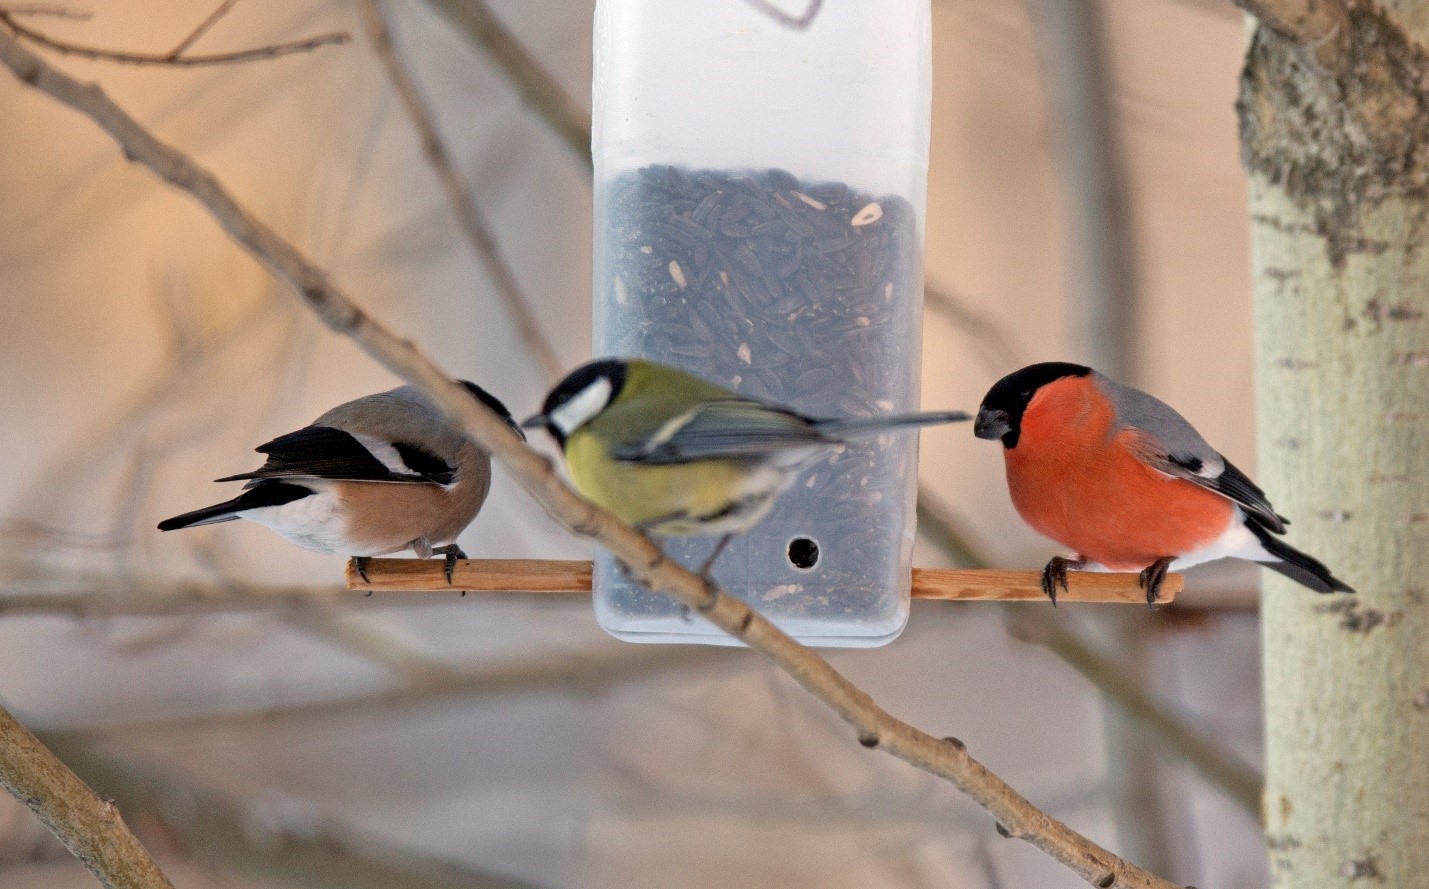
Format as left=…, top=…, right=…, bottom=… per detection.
left=360, top=0, right=563, bottom=384
left=421, top=0, right=592, bottom=168
left=0, top=701, right=174, bottom=889
left=0, top=35, right=1180, bottom=889
left=0, top=6, right=348, bottom=67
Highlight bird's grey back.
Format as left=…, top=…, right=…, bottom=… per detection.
left=1091, top=372, right=1224, bottom=473
left=314, top=386, right=471, bottom=459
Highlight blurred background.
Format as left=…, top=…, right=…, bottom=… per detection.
left=0, top=1, right=1267, bottom=887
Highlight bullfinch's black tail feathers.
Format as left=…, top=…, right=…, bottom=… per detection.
left=1246, top=520, right=1354, bottom=594
left=158, top=482, right=313, bottom=531
left=813, top=411, right=972, bottom=439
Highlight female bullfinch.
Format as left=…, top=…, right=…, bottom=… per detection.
left=158, top=381, right=520, bottom=582
left=974, top=362, right=1353, bottom=605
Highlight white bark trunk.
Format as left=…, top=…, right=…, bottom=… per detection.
left=1241, top=7, right=1429, bottom=883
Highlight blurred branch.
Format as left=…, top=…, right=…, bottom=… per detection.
left=1005, top=609, right=1263, bottom=819
left=0, top=702, right=174, bottom=889
left=0, top=575, right=350, bottom=619
left=916, top=494, right=1264, bottom=820
left=0, top=4, right=349, bottom=67
left=360, top=0, right=562, bottom=384
left=0, top=36, right=1181, bottom=889
left=923, top=282, right=1023, bottom=376
left=742, top=0, right=824, bottom=30
left=421, top=0, right=592, bottom=168
left=916, top=488, right=994, bottom=569
left=41, top=737, right=549, bottom=889
left=1029, top=0, right=1139, bottom=383
left=63, top=646, right=739, bottom=736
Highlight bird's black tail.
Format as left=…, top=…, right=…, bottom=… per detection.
left=1247, top=521, right=1354, bottom=594
left=158, top=482, right=312, bottom=531
left=814, top=410, right=972, bottom=440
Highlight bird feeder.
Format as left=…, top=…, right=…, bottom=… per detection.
left=591, top=0, right=933, bottom=645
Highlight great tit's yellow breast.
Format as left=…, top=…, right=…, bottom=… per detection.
left=564, top=427, right=751, bottom=533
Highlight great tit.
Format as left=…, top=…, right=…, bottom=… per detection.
left=974, top=362, right=1353, bottom=604
left=158, top=381, right=521, bottom=582
left=524, top=358, right=971, bottom=574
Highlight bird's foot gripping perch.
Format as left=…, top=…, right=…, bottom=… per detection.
left=432, top=544, right=466, bottom=586
left=1040, top=556, right=1087, bottom=606
left=1138, top=556, right=1174, bottom=609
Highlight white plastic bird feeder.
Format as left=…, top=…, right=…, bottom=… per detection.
left=592, top=0, right=932, bottom=646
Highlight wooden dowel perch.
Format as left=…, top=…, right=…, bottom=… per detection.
left=346, top=559, right=1180, bottom=604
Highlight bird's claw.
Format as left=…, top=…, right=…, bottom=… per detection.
left=1040, top=556, right=1075, bottom=606
left=1139, top=557, right=1174, bottom=609
left=354, top=556, right=371, bottom=586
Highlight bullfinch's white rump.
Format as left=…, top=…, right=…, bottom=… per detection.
left=158, top=382, right=520, bottom=582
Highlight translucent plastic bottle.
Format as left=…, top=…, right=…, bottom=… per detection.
left=592, top=0, right=932, bottom=646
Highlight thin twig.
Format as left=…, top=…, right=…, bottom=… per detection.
left=923, top=283, right=1024, bottom=376
left=0, top=8, right=348, bottom=67
left=742, top=0, right=824, bottom=30
left=360, top=0, right=562, bottom=384
left=165, top=0, right=240, bottom=60
left=58, top=646, right=738, bottom=736
left=39, top=736, right=550, bottom=889
left=1005, top=609, right=1264, bottom=819
left=421, top=0, right=591, bottom=168
left=0, top=36, right=1179, bottom=889
left=0, top=4, right=91, bottom=19
left=0, top=701, right=174, bottom=889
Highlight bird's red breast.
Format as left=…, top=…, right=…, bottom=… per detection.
left=1003, top=375, right=1234, bottom=570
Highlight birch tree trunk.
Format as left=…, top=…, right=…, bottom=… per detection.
left=1238, top=3, right=1429, bottom=885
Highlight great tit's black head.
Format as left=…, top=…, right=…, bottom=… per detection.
left=975, top=362, right=1091, bottom=448
left=522, top=359, right=628, bottom=446
left=458, top=380, right=525, bottom=441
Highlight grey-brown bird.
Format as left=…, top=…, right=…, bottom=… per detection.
left=158, top=382, right=519, bottom=581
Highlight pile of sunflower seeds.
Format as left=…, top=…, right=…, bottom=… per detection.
left=595, top=165, right=921, bottom=628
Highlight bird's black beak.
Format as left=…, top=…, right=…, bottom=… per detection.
left=973, top=408, right=1011, bottom=441
left=520, top=413, right=548, bottom=431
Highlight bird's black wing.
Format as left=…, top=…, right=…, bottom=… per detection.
left=216, top=426, right=447, bottom=485
left=610, top=400, right=833, bottom=465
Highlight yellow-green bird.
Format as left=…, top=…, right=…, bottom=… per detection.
left=523, top=358, right=971, bottom=574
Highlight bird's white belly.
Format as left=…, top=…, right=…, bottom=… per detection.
left=1076, top=508, right=1265, bottom=574
left=237, top=485, right=380, bottom=556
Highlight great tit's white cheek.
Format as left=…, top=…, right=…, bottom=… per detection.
left=550, top=377, right=613, bottom=436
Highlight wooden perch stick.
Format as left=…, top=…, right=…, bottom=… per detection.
left=0, top=35, right=1180, bottom=888
left=345, top=558, right=1181, bottom=604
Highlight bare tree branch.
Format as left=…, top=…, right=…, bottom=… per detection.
left=0, top=34, right=1181, bottom=889
left=361, top=0, right=563, bottom=384
left=41, top=736, right=550, bottom=889
left=421, top=0, right=592, bottom=168
left=0, top=701, right=174, bottom=889
left=60, top=646, right=740, bottom=736
left=0, top=6, right=348, bottom=67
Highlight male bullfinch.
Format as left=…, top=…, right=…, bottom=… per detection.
left=158, top=381, right=520, bottom=582
left=974, top=362, right=1353, bottom=605
left=524, top=358, right=970, bottom=575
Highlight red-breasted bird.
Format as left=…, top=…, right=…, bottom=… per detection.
left=158, top=382, right=520, bottom=582
left=973, top=362, right=1353, bottom=605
